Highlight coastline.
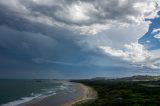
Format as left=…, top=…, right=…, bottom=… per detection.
left=19, top=82, right=97, bottom=106
left=61, top=83, right=97, bottom=106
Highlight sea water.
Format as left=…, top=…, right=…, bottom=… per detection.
left=0, top=79, right=74, bottom=106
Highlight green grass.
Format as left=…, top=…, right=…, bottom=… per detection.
left=72, top=80, right=160, bottom=106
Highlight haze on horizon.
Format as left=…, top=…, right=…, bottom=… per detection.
left=0, top=0, right=160, bottom=79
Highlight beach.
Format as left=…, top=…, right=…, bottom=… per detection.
left=20, top=82, right=97, bottom=106
left=62, top=83, right=97, bottom=106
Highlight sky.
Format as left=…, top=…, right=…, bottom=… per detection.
left=0, top=0, right=160, bottom=79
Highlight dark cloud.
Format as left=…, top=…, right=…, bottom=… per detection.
left=0, top=0, right=155, bottom=34
left=0, top=0, right=158, bottom=78
left=21, top=0, right=154, bottom=25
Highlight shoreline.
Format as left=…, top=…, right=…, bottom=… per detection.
left=20, top=82, right=97, bottom=106
left=61, top=83, right=97, bottom=106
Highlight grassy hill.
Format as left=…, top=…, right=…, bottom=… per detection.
left=72, top=76, right=160, bottom=106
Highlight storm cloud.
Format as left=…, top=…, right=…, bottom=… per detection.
left=0, top=0, right=159, bottom=79
left=0, top=0, right=156, bottom=34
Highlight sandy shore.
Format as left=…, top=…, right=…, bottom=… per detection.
left=20, top=82, right=97, bottom=106
left=61, top=83, right=97, bottom=106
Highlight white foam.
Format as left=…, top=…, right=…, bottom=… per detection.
left=59, top=85, right=67, bottom=90
left=1, top=95, right=40, bottom=106
left=1, top=90, right=57, bottom=106
left=0, top=81, right=70, bottom=106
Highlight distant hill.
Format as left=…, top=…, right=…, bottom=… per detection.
left=91, top=75, right=160, bottom=81
left=115, top=75, right=160, bottom=81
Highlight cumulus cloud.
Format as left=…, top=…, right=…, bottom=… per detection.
left=152, top=28, right=160, bottom=34
left=154, top=33, right=160, bottom=38
left=99, top=42, right=160, bottom=69
left=0, top=0, right=156, bottom=35
left=99, top=42, right=149, bottom=63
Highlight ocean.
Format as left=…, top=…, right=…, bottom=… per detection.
left=0, top=79, right=77, bottom=106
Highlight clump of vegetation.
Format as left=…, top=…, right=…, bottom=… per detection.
left=72, top=80, right=160, bottom=106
